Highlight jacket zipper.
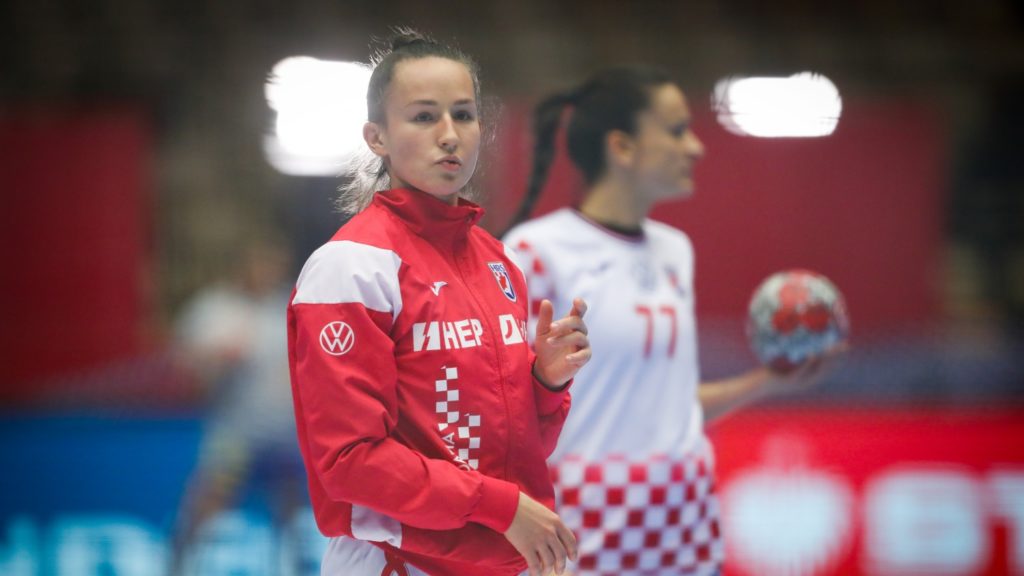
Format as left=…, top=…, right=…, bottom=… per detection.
left=451, top=237, right=514, bottom=481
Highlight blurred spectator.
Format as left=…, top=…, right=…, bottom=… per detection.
left=168, top=237, right=303, bottom=575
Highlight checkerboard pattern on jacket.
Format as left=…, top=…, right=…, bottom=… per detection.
left=435, top=366, right=481, bottom=470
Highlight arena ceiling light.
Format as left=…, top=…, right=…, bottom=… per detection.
left=264, top=57, right=372, bottom=176
left=712, top=73, right=842, bottom=138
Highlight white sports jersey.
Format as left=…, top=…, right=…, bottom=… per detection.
left=506, top=208, right=724, bottom=575
left=506, top=208, right=703, bottom=461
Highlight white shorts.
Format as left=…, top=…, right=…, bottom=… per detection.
left=321, top=537, right=430, bottom=576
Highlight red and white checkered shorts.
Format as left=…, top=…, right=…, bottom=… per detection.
left=550, top=447, right=724, bottom=575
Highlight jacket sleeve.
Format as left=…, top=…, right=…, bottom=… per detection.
left=530, top=351, right=572, bottom=457
left=289, top=241, right=520, bottom=535
left=503, top=235, right=571, bottom=458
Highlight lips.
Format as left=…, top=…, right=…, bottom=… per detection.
left=437, top=156, right=462, bottom=171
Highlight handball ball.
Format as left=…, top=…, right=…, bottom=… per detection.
left=747, top=269, right=849, bottom=371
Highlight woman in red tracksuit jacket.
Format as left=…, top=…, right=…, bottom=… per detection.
left=287, top=30, right=591, bottom=576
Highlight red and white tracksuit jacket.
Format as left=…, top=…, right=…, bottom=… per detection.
left=287, top=188, right=571, bottom=575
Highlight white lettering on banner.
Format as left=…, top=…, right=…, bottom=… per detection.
left=0, top=511, right=328, bottom=576
left=499, top=314, right=527, bottom=345
left=990, top=470, right=1024, bottom=573
left=52, top=516, right=166, bottom=576
left=723, top=451, right=1024, bottom=576
left=4, top=471, right=1024, bottom=575
left=864, top=469, right=986, bottom=575
left=0, top=518, right=36, bottom=576
left=725, top=467, right=854, bottom=575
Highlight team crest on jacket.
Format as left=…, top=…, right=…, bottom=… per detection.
left=487, top=262, right=517, bottom=302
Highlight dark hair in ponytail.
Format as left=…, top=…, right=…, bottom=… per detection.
left=506, top=65, right=673, bottom=231
left=506, top=91, right=575, bottom=230
left=339, top=28, right=482, bottom=215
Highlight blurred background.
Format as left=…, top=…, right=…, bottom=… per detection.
left=1, top=1, right=1023, bottom=575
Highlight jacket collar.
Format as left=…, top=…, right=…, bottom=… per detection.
left=373, top=188, right=484, bottom=244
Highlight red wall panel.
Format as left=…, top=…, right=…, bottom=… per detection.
left=0, top=111, right=151, bottom=402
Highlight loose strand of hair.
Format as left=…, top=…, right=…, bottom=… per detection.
left=335, top=147, right=389, bottom=215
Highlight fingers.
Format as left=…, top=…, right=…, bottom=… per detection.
left=540, top=298, right=589, bottom=339
left=569, top=297, right=588, bottom=319
left=796, top=355, right=822, bottom=375
left=771, top=344, right=847, bottom=393
left=538, top=297, right=591, bottom=375
left=557, top=522, right=578, bottom=563
left=547, top=316, right=588, bottom=338
left=525, top=551, right=540, bottom=576
left=545, top=533, right=573, bottom=576
left=544, top=318, right=591, bottom=370
left=524, top=548, right=548, bottom=576
left=550, top=540, right=566, bottom=575
left=525, top=536, right=566, bottom=576
left=534, top=542, right=555, bottom=576
left=534, top=299, right=555, bottom=336
left=561, top=299, right=588, bottom=329
left=564, top=347, right=592, bottom=366
left=505, top=493, right=576, bottom=576
left=800, top=341, right=849, bottom=375
left=545, top=330, right=589, bottom=349
left=782, top=340, right=848, bottom=377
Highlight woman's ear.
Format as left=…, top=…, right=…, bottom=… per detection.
left=605, top=129, right=636, bottom=170
left=363, top=121, right=388, bottom=158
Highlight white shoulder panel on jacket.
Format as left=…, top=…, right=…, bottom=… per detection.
left=292, top=240, right=404, bottom=321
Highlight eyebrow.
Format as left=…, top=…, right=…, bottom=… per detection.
left=405, top=98, right=476, bottom=108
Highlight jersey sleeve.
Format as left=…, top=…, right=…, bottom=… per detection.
left=289, top=240, right=520, bottom=536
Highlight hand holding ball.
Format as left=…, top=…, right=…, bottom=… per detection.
left=747, top=269, right=849, bottom=372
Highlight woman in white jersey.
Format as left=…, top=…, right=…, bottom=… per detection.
left=503, top=66, right=837, bottom=576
